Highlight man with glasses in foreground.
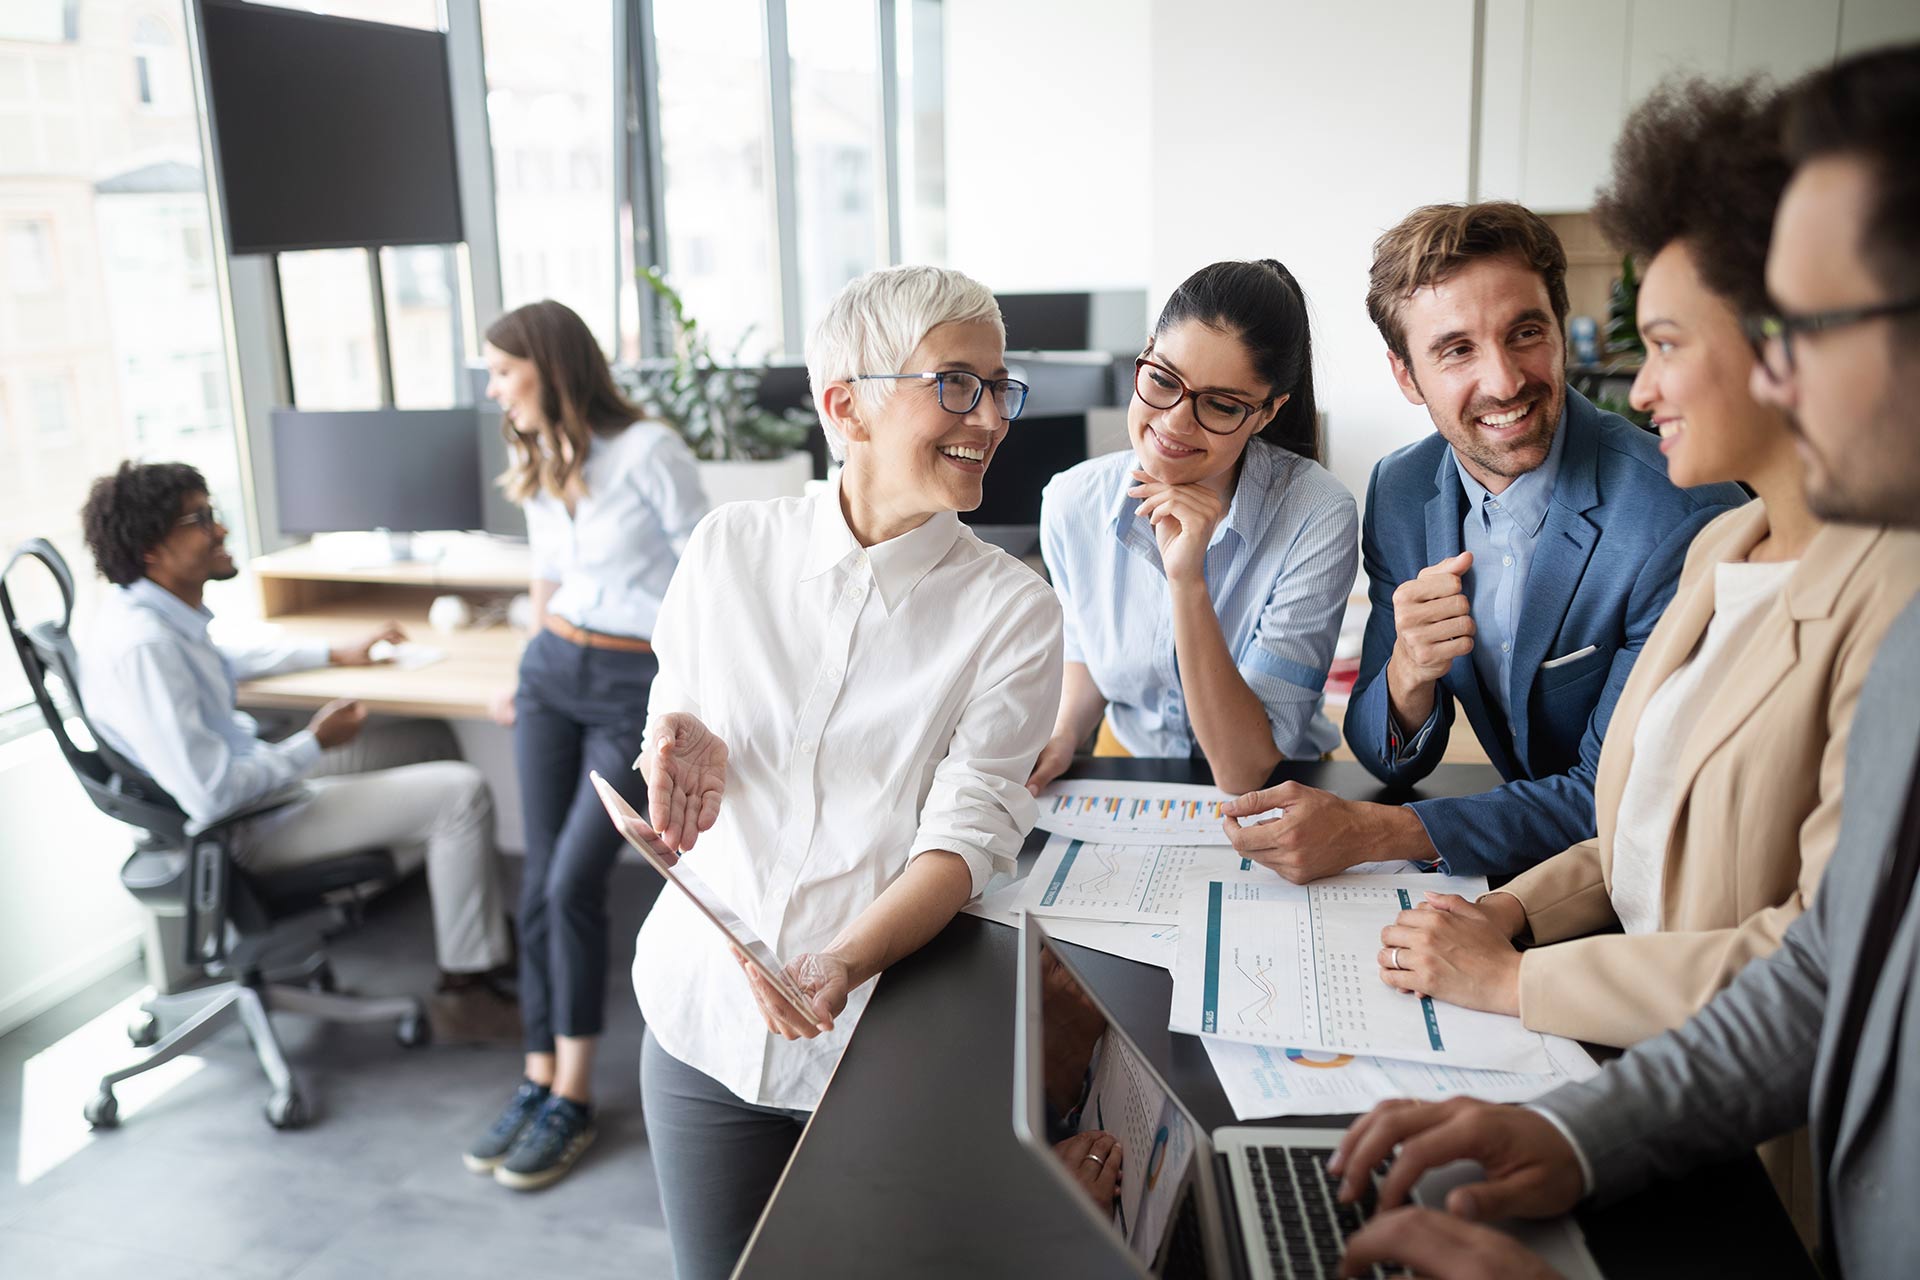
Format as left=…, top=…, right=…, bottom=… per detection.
left=1330, top=44, right=1920, bottom=1279
left=1221, top=202, right=1743, bottom=882
left=77, top=462, right=519, bottom=1042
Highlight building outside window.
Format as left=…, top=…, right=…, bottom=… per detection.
left=0, top=1, right=248, bottom=713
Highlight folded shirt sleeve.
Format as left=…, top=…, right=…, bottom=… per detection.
left=1239, top=489, right=1358, bottom=758
left=911, top=582, right=1065, bottom=897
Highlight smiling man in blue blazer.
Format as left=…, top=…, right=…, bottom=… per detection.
left=1223, top=201, right=1744, bottom=879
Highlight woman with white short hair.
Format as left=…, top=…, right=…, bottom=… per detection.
left=632, top=265, right=1065, bottom=1279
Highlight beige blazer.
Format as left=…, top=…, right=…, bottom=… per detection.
left=1502, top=501, right=1920, bottom=1047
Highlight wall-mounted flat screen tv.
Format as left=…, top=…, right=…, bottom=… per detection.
left=199, top=0, right=463, bottom=254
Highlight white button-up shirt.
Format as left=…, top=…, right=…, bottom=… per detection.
left=633, top=479, right=1064, bottom=1109
left=523, top=420, right=709, bottom=640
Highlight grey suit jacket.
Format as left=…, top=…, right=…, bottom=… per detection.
left=1534, top=593, right=1920, bottom=1278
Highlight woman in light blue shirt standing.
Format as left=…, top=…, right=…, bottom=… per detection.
left=1028, top=260, right=1358, bottom=797
left=467, top=299, right=708, bottom=1189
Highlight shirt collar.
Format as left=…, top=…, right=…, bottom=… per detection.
left=1450, top=403, right=1567, bottom=537
left=124, top=576, right=214, bottom=640
left=799, top=473, right=962, bottom=614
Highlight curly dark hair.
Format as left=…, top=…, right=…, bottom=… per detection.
left=81, top=461, right=208, bottom=586
left=1592, top=75, right=1788, bottom=319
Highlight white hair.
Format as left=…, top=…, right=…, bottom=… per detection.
left=803, top=265, right=1005, bottom=460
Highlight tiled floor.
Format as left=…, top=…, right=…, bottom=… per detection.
left=0, top=861, right=675, bottom=1278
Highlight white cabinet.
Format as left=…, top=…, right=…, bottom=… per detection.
left=1478, top=0, right=1902, bottom=212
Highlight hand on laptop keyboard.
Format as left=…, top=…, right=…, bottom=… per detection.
left=1339, top=1205, right=1563, bottom=1279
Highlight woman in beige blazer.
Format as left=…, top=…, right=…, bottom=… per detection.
left=1374, top=79, right=1920, bottom=1050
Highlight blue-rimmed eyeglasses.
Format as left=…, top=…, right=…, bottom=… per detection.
left=851, top=370, right=1030, bottom=420
left=1742, top=296, right=1920, bottom=381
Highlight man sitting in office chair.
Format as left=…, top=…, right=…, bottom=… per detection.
left=77, top=460, right=518, bottom=1044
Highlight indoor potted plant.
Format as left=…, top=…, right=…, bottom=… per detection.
left=616, top=268, right=815, bottom=506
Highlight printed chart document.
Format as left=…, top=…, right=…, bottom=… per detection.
left=964, top=872, right=1180, bottom=970
left=1080, top=1032, right=1197, bottom=1262
left=1199, top=1034, right=1600, bottom=1120
left=1035, top=779, right=1244, bottom=846
left=1018, top=834, right=1253, bottom=923
left=1169, top=872, right=1556, bottom=1074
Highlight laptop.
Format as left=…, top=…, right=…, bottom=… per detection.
left=1012, top=914, right=1603, bottom=1279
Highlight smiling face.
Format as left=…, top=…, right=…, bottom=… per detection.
left=849, top=317, right=1010, bottom=521
left=146, top=490, right=237, bottom=589
left=1127, top=318, right=1278, bottom=490
left=1629, top=239, right=1790, bottom=488
left=1388, top=253, right=1567, bottom=493
left=482, top=341, right=545, bottom=432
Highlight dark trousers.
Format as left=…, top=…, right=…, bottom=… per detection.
left=641, top=1029, right=810, bottom=1280
left=512, top=627, right=654, bottom=1050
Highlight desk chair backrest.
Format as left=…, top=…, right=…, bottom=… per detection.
left=1, top=538, right=188, bottom=842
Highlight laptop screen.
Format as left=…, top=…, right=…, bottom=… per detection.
left=1013, top=916, right=1219, bottom=1276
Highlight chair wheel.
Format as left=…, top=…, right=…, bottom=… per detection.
left=266, top=1090, right=308, bottom=1129
left=396, top=1012, right=431, bottom=1048
left=84, top=1090, right=120, bottom=1128
left=127, top=1012, right=160, bottom=1048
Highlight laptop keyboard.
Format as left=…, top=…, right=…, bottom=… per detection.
left=1243, top=1145, right=1387, bottom=1280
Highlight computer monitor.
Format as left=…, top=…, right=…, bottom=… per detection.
left=998, top=293, right=1092, bottom=352
left=272, top=408, right=483, bottom=558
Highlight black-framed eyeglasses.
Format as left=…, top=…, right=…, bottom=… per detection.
left=851, top=370, right=1030, bottom=420
left=1132, top=357, right=1268, bottom=435
left=175, top=505, right=225, bottom=534
left=1742, top=297, right=1920, bottom=381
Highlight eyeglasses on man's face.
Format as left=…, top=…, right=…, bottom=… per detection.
left=851, top=370, right=1031, bottom=421
left=175, top=505, right=226, bottom=534
left=1742, top=296, right=1920, bottom=382
left=1133, top=358, right=1267, bottom=436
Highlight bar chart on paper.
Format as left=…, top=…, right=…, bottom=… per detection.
left=1035, top=779, right=1248, bottom=845
left=1169, top=872, right=1556, bottom=1073
left=1018, top=834, right=1251, bottom=923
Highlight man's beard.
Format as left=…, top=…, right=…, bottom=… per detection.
left=1451, top=379, right=1564, bottom=480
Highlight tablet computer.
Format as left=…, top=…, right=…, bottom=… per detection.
left=589, top=771, right=817, bottom=1022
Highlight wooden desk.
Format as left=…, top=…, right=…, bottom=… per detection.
left=736, top=759, right=1813, bottom=1280
left=236, top=535, right=531, bottom=720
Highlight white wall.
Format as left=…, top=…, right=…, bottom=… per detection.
left=943, top=0, right=1152, bottom=296
left=0, top=729, right=146, bottom=1036
left=1146, top=1, right=1479, bottom=502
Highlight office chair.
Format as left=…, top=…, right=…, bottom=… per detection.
left=1, top=539, right=429, bottom=1130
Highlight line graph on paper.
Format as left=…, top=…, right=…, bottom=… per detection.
left=1233, top=956, right=1279, bottom=1027
left=1023, top=835, right=1250, bottom=923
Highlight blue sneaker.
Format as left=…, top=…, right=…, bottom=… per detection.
left=462, top=1079, right=550, bottom=1174
left=495, top=1095, right=596, bottom=1191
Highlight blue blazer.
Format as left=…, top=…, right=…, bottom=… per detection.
left=1343, top=390, right=1747, bottom=876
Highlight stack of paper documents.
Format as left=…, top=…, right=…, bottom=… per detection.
left=966, top=783, right=1600, bottom=1118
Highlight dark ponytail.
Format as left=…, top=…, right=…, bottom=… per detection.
left=1152, top=259, right=1319, bottom=462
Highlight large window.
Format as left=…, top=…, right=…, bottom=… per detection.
left=788, top=0, right=884, bottom=330
left=653, top=0, right=780, bottom=360
left=0, top=3, right=248, bottom=714
left=479, top=0, right=618, bottom=352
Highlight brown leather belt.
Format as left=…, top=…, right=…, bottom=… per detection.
left=544, top=615, right=653, bottom=654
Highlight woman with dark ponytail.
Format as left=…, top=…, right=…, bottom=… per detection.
left=1029, top=259, right=1358, bottom=796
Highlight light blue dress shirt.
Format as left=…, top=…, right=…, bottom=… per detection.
left=1395, top=409, right=1567, bottom=764
left=523, top=420, right=709, bottom=640
left=79, top=578, right=332, bottom=829
left=1455, top=414, right=1566, bottom=728
left=1040, top=438, right=1359, bottom=760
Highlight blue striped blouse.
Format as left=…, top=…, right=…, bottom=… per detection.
left=1039, top=438, right=1359, bottom=760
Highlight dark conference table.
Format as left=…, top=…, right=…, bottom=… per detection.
left=734, top=759, right=1816, bottom=1279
